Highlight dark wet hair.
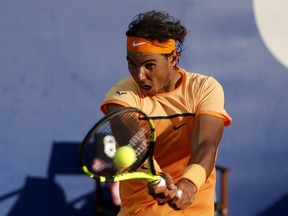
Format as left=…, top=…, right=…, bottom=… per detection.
left=126, top=10, right=187, bottom=56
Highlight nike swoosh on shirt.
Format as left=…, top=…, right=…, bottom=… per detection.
left=132, top=41, right=147, bottom=47
left=173, top=123, right=187, bottom=130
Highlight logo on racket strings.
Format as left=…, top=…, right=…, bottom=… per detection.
left=103, top=135, right=116, bottom=158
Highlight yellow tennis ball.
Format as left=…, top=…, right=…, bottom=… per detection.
left=113, top=146, right=137, bottom=169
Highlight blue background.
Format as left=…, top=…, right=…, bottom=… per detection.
left=1, top=0, right=288, bottom=215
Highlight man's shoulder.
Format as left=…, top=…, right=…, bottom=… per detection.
left=112, top=77, right=139, bottom=91
left=182, top=69, right=211, bottom=80
left=180, top=68, right=215, bottom=84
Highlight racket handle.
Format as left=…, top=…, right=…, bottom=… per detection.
left=154, top=176, right=166, bottom=187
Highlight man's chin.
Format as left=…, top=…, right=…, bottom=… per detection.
left=142, top=91, right=155, bottom=97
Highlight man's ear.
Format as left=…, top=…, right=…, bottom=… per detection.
left=170, top=50, right=179, bottom=66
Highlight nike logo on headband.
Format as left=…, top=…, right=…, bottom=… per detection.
left=132, top=41, right=147, bottom=47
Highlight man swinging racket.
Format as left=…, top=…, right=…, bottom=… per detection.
left=100, top=10, right=232, bottom=216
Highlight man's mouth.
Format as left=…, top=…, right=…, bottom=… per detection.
left=138, top=84, right=153, bottom=95
left=140, top=85, right=152, bottom=91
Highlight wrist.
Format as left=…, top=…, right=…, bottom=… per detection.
left=181, top=164, right=206, bottom=192
left=179, top=178, right=197, bottom=193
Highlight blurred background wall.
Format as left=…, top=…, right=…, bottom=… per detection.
left=1, top=1, right=288, bottom=215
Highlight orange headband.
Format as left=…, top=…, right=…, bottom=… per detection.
left=127, top=37, right=175, bottom=54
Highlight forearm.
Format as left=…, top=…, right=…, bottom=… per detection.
left=188, top=140, right=218, bottom=179
left=181, top=114, right=224, bottom=191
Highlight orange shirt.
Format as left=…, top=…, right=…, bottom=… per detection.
left=101, top=68, right=231, bottom=216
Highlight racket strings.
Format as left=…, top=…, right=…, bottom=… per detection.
left=123, top=112, right=151, bottom=159
left=84, top=110, right=152, bottom=177
left=128, top=127, right=149, bottom=157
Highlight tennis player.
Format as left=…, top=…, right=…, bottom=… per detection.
left=100, top=10, right=231, bottom=216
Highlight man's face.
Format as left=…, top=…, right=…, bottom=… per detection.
left=126, top=51, right=178, bottom=96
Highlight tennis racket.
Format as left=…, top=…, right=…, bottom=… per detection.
left=79, top=107, right=165, bottom=186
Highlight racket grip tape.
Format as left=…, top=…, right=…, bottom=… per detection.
left=154, top=176, right=166, bottom=186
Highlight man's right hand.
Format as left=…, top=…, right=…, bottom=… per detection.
left=147, top=172, right=177, bottom=205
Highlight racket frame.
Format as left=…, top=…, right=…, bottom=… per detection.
left=79, top=107, right=160, bottom=184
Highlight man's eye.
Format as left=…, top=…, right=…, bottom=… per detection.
left=145, top=64, right=155, bottom=70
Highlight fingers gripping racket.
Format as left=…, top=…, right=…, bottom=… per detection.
left=79, top=107, right=165, bottom=186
